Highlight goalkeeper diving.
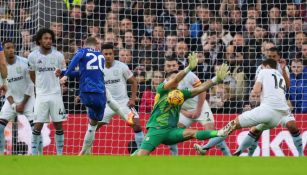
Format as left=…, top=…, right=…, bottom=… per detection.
left=134, top=53, right=230, bottom=156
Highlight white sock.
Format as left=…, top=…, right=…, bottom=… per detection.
left=234, top=132, right=257, bottom=155
left=81, top=124, right=97, bottom=153
left=169, top=144, right=178, bottom=156
left=216, top=141, right=231, bottom=156
left=31, top=124, right=43, bottom=155
left=0, top=123, right=6, bottom=154
left=248, top=140, right=258, bottom=156
left=291, top=131, right=304, bottom=156
left=107, top=98, right=125, bottom=119
left=134, top=131, right=144, bottom=148
left=55, top=130, right=64, bottom=155
left=31, top=130, right=41, bottom=155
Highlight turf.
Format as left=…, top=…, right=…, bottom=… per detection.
left=0, top=156, right=306, bottom=175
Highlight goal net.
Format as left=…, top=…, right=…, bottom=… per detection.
left=1, top=0, right=306, bottom=156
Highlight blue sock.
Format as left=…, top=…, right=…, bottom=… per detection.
left=216, top=141, right=231, bottom=156
left=0, top=123, right=6, bottom=154
left=31, top=130, right=41, bottom=155
left=234, top=132, right=257, bottom=155
left=248, top=140, right=258, bottom=156
left=55, top=130, right=64, bottom=155
left=134, top=131, right=144, bottom=148
left=291, top=131, right=303, bottom=156
left=202, top=137, right=225, bottom=150
left=168, top=144, right=178, bottom=156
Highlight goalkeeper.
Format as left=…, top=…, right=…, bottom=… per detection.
left=135, top=53, right=229, bottom=156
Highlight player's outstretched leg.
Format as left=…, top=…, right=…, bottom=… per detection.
left=0, top=119, right=8, bottom=154
left=53, top=122, right=64, bottom=155
left=286, top=121, right=304, bottom=156
left=129, top=108, right=145, bottom=149
left=195, top=137, right=230, bottom=156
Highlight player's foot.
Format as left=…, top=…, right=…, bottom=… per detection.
left=194, top=144, right=207, bottom=155
left=218, top=120, right=236, bottom=137
left=78, top=147, right=91, bottom=156
left=127, top=108, right=138, bottom=126
left=232, top=150, right=242, bottom=156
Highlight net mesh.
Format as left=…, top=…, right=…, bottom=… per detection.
left=1, top=0, right=306, bottom=156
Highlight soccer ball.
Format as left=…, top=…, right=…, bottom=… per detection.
left=167, top=90, right=184, bottom=106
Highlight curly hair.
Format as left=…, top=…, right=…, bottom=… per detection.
left=34, top=28, right=55, bottom=45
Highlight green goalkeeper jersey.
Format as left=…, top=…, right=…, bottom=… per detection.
left=146, top=83, right=192, bottom=129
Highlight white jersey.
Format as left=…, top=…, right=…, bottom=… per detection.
left=103, top=60, right=133, bottom=103
left=28, top=49, right=65, bottom=96
left=255, top=63, right=290, bottom=79
left=256, top=69, right=289, bottom=110
left=6, top=56, right=34, bottom=103
left=177, top=72, right=202, bottom=110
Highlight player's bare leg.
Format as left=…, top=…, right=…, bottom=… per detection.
left=31, top=122, right=44, bottom=155
left=53, top=122, right=64, bottom=155
left=233, top=126, right=262, bottom=156
left=285, top=120, right=304, bottom=156
left=194, top=122, right=231, bottom=156
left=80, top=119, right=98, bottom=155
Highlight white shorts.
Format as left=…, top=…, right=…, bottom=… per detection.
left=34, top=94, right=66, bottom=123
left=280, top=113, right=296, bottom=127
left=0, top=97, right=35, bottom=121
left=101, top=99, right=131, bottom=124
left=238, top=104, right=290, bottom=131
left=179, top=100, right=214, bottom=127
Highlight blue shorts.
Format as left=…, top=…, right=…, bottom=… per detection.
left=80, top=92, right=106, bottom=121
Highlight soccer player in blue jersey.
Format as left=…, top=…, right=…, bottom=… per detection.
left=58, top=37, right=107, bottom=155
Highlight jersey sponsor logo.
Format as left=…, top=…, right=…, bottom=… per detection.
left=7, top=76, right=24, bottom=83
left=16, top=67, right=22, bottom=74
left=105, top=79, right=120, bottom=84
left=38, top=67, right=56, bottom=72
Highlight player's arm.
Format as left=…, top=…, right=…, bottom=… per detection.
left=281, top=68, right=290, bottom=89
left=127, top=76, right=138, bottom=108
left=164, top=52, right=198, bottom=90
left=59, top=50, right=84, bottom=83
left=0, top=42, right=8, bottom=81
left=190, top=64, right=229, bottom=97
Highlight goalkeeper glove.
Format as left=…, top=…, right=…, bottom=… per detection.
left=212, top=63, right=230, bottom=83
left=184, top=52, right=198, bottom=73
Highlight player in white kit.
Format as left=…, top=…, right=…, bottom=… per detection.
left=164, top=57, right=231, bottom=156
left=218, top=59, right=293, bottom=146
left=28, top=28, right=67, bottom=155
left=234, top=48, right=303, bottom=156
left=95, top=43, right=144, bottom=149
left=0, top=40, right=36, bottom=154
left=0, top=41, right=8, bottom=91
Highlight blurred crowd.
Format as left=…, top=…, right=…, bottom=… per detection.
left=0, top=0, right=307, bottom=114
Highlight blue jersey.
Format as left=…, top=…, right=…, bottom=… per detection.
left=65, top=48, right=106, bottom=94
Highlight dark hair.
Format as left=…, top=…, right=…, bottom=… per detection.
left=35, top=28, right=55, bottom=45
left=165, top=70, right=179, bottom=78
left=262, top=58, right=277, bottom=69
left=291, top=58, right=303, bottom=64
left=85, top=37, right=98, bottom=45
left=165, top=56, right=178, bottom=62
left=101, top=43, right=114, bottom=50
left=267, top=47, right=281, bottom=56
left=2, top=39, right=14, bottom=46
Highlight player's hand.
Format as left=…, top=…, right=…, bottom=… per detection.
left=54, top=68, right=62, bottom=77
left=127, top=99, right=136, bottom=108
left=187, top=52, right=198, bottom=71
left=190, top=109, right=201, bottom=119
left=243, top=104, right=252, bottom=112
left=16, top=103, right=26, bottom=113
left=0, top=85, right=7, bottom=96
left=279, top=58, right=287, bottom=70
left=74, top=96, right=80, bottom=104
left=215, top=63, right=230, bottom=83
left=60, top=76, right=68, bottom=85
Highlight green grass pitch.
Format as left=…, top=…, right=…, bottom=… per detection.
left=0, top=156, right=306, bottom=175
